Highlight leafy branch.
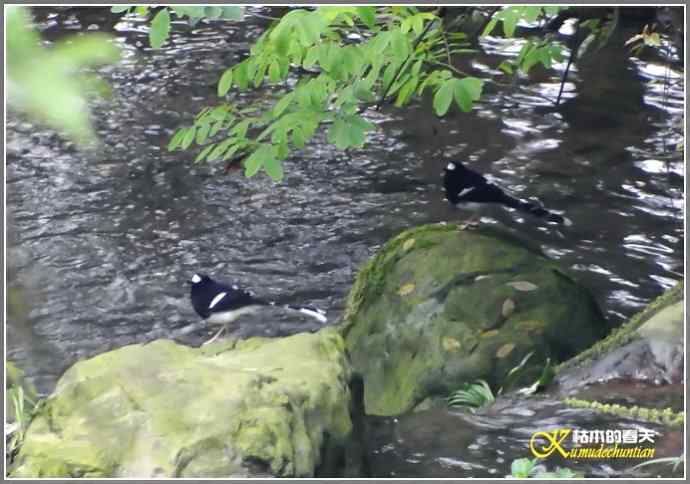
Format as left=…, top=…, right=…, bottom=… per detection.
left=113, top=6, right=570, bottom=181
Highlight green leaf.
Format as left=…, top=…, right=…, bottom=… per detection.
left=292, top=126, right=306, bottom=149
left=355, top=6, right=376, bottom=29
left=511, top=458, right=538, bottom=478
left=400, top=17, right=412, bottom=34
left=328, top=118, right=350, bottom=150
left=273, top=92, right=295, bottom=118
left=453, top=77, right=483, bottom=112
left=222, top=143, right=243, bottom=161
left=264, top=156, right=284, bottom=181
left=168, top=128, right=186, bottom=150
left=204, top=6, right=222, bottom=19
left=208, top=139, right=235, bottom=161
left=276, top=141, right=289, bottom=160
left=231, top=119, right=251, bottom=139
left=171, top=6, right=204, bottom=20
left=51, top=33, right=120, bottom=67
left=270, top=124, right=287, bottom=144
left=149, top=8, right=171, bottom=49
left=208, top=120, right=223, bottom=138
left=412, top=14, right=425, bottom=37
left=498, top=60, right=514, bottom=74
left=273, top=26, right=291, bottom=57
left=390, top=30, right=409, bottom=60
left=195, top=143, right=216, bottom=164
left=181, top=126, right=196, bottom=149
left=268, top=60, right=281, bottom=83
left=353, top=80, right=375, bottom=102
left=234, top=61, right=249, bottom=90
left=482, top=17, right=499, bottom=36
left=347, top=114, right=375, bottom=133
left=395, top=76, right=418, bottom=107
left=303, top=45, right=320, bottom=68
left=252, top=61, right=267, bottom=87
left=218, top=68, right=233, bottom=96
left=501, top=8, right=519, bottom=37
left=220, top=6, right=244, bottom=20
left=297, top=13, right=326, bottom=45
left=244, top=144, right=275, bottom=177
left=433, top=79, right=454, bottom=116
left=195, top=123, right=211, bottom=144
left=111, top=6, right=131, bottom=13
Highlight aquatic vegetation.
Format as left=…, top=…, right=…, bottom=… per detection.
left=447, top=380, right=495, bottom=410
left=509, top=457, right=580, bottom=478
left=6, top=385, right=38, bottom=464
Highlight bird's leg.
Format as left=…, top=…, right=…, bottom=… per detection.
left=459, top=216, right=481, bottom=230
left=202, top=325, right=226, bottom=346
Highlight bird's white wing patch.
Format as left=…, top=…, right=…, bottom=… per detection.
left=209, top=292, right=227, bottom=309
left=458, top=186, right=476, bottom=197
left=299, top=308, right=328, bottom=323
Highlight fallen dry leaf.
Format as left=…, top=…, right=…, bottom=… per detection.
left=398, top=283, right=415, bottom=296
left=496, top=343, right=515, bottom=358
left=442, top=336, right=461, bottom=352
left=481, top=329, right=499, bottom=338
left=508, top=281, right=538, bottom=291
left=502, top=298, right=516, bottom=317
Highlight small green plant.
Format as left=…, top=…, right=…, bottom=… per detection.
left=509, top=457, right=580, bottom=478
left=447, top=380, right=495, bottom=410
left=6, top=385, right=36, bottom=460
left=448, top=352, right=554, bottom=411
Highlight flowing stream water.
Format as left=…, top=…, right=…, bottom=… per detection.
left=5, top=7, right=684, bottom=477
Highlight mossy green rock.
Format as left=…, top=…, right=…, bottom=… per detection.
left=340, top=223, right=608, bottom=416
left=11, top=329, right=353, bottom=478
left=556, top=281, right=683, bottom=389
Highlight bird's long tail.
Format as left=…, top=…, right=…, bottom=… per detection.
left=498, top=192, right=571, bottom=225
left=265, top=301, right=328, bottom=323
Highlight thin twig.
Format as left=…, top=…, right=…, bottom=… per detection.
left=440, top=26, right=452, bottom=66
left=556, top=23, right=579, bottom=106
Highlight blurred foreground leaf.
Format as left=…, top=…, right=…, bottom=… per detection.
left=6, top=6, right=120, bottom=145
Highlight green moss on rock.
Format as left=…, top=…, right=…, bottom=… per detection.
left=11, top=329, right=353, bottom=478
left=339, top=224, right=607, bottom=416
left=564, top=398, right=684, bottom=428
left=556, top=281, right=683, bottom=374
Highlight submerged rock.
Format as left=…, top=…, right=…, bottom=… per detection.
left=340, top=223, right=609, bottom=416
left=11, top=329, right=355, bottom=478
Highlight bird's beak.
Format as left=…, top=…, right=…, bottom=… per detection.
left=186, top=280, right=193, bottom=285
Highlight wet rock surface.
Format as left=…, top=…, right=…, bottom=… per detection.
left=11, top=329, right=357, bottom=478
left=340, top=223, right=609, bottom=416
left=555, top=282, right=684, bottom=392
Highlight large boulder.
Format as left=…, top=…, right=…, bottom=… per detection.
left=340, top=223, right=609, bottom=416
left=556, top=281, right=684, bottom=393
left=10, top=329, right=355, bottom=478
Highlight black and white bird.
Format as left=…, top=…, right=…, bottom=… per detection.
left=189, top=273, right=328, bottom=345
left=443, top=161, right=571, bottom=225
